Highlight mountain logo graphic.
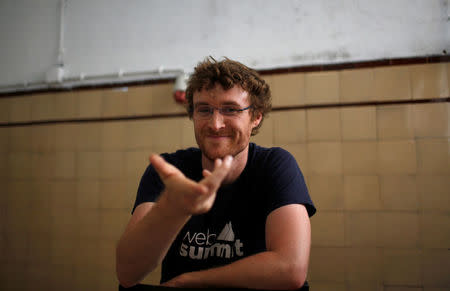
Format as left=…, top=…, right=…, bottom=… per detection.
left=179, top=221, right=244, bottom=260
left=217, top=222, right=235, bottom=241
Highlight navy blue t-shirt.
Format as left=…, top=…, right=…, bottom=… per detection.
left=133, top=143, right=316, bottom=283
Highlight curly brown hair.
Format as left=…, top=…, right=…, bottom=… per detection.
left=185, top=57, right=272, bottom=136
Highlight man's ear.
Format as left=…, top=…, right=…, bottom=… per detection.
left=252, top=112, right=263, bottom=128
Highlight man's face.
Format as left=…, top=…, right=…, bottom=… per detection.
left=193, top=84, right=262, bottom=161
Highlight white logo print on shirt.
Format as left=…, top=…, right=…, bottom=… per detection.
left=179, top=222, right=244, bottom=260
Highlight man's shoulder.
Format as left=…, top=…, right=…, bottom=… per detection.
left=251, top=143, right=293, bottom=161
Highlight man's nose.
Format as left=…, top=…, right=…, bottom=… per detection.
left=208, top=109, right=225, bottom=130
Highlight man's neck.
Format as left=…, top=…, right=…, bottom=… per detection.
left=201, top=145, right=249, bottom=185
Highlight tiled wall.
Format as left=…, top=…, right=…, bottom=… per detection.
left=0, top=62, right=449, bottom=291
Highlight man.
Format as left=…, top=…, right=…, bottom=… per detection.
left=116, top=57, right=316, bottom=290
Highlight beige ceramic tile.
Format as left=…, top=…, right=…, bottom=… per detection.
left=100, top=151, right=126, bottom=179
left=10, top=126, right=32, bottom=152
left=126, top=120, right=154, bottom=150
left=180, top=117, right=197, bottom=148
left=27, top=235, right=51, bottom=264
left=308, top=282, right=346, bottom=291
left=77, top=210, right=101, bottom=239
left=410, top=63, right=449, bottom=99
left=9, top=96, right=32, bottom=122
left=50, top=180, right=77, bottom=210
left=151, top=118, right=183, bottom=149
left=381, top=249, right=422, bottom=286
left=377, top=212, right=420, bottom=248
left=31, top=93, right=56, bottom=120
left=127, top=85, right=153, bottom=115
left=377, top=140, right=417, bottom=174
left=76, top=151, right=101, bottom=179
left=50, top=237, right=78, bottom=265
left=342, top=141, right=378, bottom=174
left=6, top=180, right=31, bottom=210
left=347, top=282, right=381, bottom=291
left=272, top=110, right=306, bottom=144
left=76, top=180, right=100, bottom=209
left=102, top=87, right=129, bottom=117
left=339, top=68, right=376, bottom=103
left=345, top=212, right=377, bottom=247
left=416, top=138, right=449, bottom=174
left=413, top=103, right=449, bottom=138
left=53, top=152, right=76, bottom=179
left=99, top=179, right=128, bottom=209
left=341, top=106, right=377, bottom=140
left=311, top=212, right=345, bottom=246
left=305, top=71, right=339, bottom=104
left=78, top=89, right=103, bottom=118
left=420, top=212, right=450, bottom=249
left=97, top=240, right=116, bottom=271
left=307, top=142, right=342, bottom=175
left=8, top=152, right=32, bottom=179
left=151, top=83, right=186, bottom=114
left=31, top=125, right=55, bottom=152
left=251, top=114, right=274, bottom=147
left=28, top=180, right=52, bottom=212
left=306, top=108, right=341, bottom=141
left=423, top=249, right=450, bottom=286
left=53, top=123, right=78, bottom=151
left=373, top=66, right=411, bottom=101
left=31, top=152, right=55, bottom=179
left=50, top=207, right=78, bottom=239
left=29, top=207, right=52, bottom=237
left=0, top=127, right=9, bottom=153
left=74, top=262, right=101, bottom=289
left=379, top=175, right=418, bottom=210
left=345, top=248, right=381, bottom=283
left=76, top=123, right=102, bottom=151
left=0, top=98, right=10, bottom=122
left=309, top=247, right=347, bottom=282
left=0, top=153, right=7, bottom=178
left=99, top=209, right=129, bottom=240
left=306, top=175, right=343, bottom=210
left=125, top=150, right=150, bottom=179
left=417, top=175, right=450, bottom=211
left=2, top=231, right=29, bottom=263
left=270, top=72, right=305, bottom=106
left=53, top=91, right=78, bottom=119
left=101, top=121, right=127, bottom=151
left=344, top=175, right=380, bottom=210
left=377, top=104, right=414, bottom=139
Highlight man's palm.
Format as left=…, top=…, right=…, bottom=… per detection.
left=150, top=154, right=232, bottom=215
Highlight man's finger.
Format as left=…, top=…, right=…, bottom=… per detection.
left=201, top=155, right=233, bottom=191
left=202, top=169, right=212, bottom=178
left=149, top=154, right=182, bottom=180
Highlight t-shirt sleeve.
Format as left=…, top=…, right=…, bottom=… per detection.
left=263, top=148, right=316, bottom=217
left=131, top=162, right=165, bottom=214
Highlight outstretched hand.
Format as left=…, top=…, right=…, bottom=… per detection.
left=149, top=154, right=233, bottom=216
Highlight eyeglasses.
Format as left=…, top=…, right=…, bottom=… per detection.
left=193, top=105, right=252, bottom=118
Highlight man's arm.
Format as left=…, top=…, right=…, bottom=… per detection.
left=116, top=154, right=233, bottom=288
left=163, top=204, right=311, bottom=290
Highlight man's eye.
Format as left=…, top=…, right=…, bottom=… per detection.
left=221, top=107, right=239, bottom=114
left=197, top=107, right=211, bottom=113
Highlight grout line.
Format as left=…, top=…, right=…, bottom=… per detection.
left=1, top=97, right=448, bottom=128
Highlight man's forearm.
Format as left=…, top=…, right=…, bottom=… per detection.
left=116, top=195, right=191, bottom=288
left=164, top=250, right=308, bottom=290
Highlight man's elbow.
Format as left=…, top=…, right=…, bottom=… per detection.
left=285, top=262, right=307, bottom=290
left=116, top=264, right=139, bottom=289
